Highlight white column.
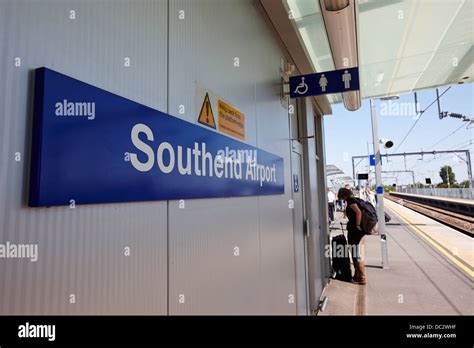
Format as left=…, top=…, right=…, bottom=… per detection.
left=370, top=99, right=389, bottom=269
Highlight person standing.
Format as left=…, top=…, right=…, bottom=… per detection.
left=337, top=187, right=366, bottom=284
left=327, top=189, right=336, bottom=222
left=365, top=187, right=376, bottom=207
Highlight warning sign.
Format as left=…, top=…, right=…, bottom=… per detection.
left=218, top=99, right=245, bottom=140
left=198, top=93, right=216, bottom=129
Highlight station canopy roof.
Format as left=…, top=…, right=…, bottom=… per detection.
left=326, top=164, right=345, bottom=176
left=284, top=0, right=473, bottom=103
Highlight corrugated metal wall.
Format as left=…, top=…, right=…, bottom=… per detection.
left=0, top=0, right=311, bottom=314
left=0, top=0, right=169, bottom=314
left=167, top=0, right=296, bottom=314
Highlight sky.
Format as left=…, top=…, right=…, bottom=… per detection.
left=324, top=83, right=474, bottom=186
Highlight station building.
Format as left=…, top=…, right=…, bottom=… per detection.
left=0, top=0, right=334, bottom=315
left=0, top=0, right=471, bottom=315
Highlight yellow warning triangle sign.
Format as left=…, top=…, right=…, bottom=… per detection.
left=198, top=93, right=216, bottom=129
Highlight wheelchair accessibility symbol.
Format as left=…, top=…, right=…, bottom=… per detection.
left=289, top=67, right=359, bottom=99
left=293, top=77, right=308, bottom=95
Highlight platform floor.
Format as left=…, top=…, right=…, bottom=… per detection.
left=321, top=199, right=473, bottom=315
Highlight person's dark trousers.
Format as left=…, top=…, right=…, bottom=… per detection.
left=347, top=225, right=366, bottom=283
left=328, top=202, right=335, bottom=221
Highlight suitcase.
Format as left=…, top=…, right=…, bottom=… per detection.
left=331, top=229, right=352, bottom=282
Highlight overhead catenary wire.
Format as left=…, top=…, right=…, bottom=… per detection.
left=426, top=123, right=467, bottom=150
left=402, top=132, right=472, bottom=169
left=392, top=86, right=452, bottom=153
left=407, top=139, right=473, bottom=170
left=406, top=139, right=471, bottom=169
left=377, top=139, right=472, bottom=172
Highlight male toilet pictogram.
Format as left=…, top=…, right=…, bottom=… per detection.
left=342, top=70, right=352, bottom=89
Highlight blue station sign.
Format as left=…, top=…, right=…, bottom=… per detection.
left=29, top=68, right=285, bottom=206
left=369, top=154, right=383, bottom=166
left=289, top=67, right=360, bottom=98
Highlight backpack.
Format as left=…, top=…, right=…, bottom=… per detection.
left=355, top=198, right=379, bottom=235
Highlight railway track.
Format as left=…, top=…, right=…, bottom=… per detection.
left=385, top=195, right=474, bottom=237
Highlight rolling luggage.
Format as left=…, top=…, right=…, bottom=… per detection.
left=331, top=231, right=352, bottom=282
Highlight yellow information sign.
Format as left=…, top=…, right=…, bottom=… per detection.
left=218, top=99, right=245, bottom=140
left=198, top=93, right=216, bottom=129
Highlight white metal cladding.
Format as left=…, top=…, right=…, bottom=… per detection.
left=0, top=0, right=325, bottom=315
left=254, top=41, right=297, bottom=313
left=168, top=0, right=297, bottom=314
left=298, top=97, right=328, bottom=309
left=0, top=0, right=169, bottom=314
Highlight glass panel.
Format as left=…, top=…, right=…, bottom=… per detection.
left=283, top=0, right=473, bottom=104
left=283, top=0, right=341, bottom=104
left=358, top=0, right=473, bottom=99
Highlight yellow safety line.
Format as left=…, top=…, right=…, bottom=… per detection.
left=388, top=205, right=474, bottom=278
